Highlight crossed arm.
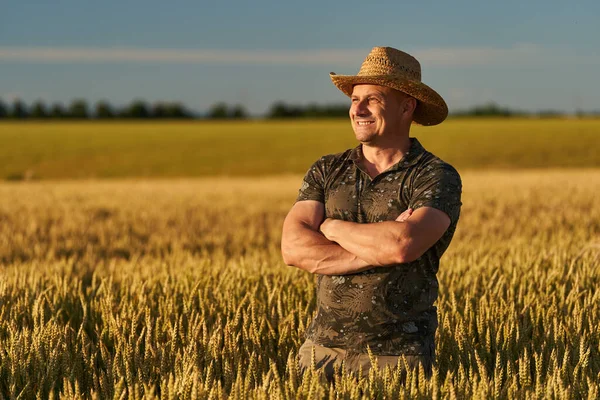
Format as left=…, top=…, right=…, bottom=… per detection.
left=281, top=200, right=450, bottom=275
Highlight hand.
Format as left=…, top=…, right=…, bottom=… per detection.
left=319, top=218, right=337, bottom=239
left=396, top=208, right=413, bottom=222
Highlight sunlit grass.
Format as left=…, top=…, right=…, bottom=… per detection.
left=0, top=170, right=599, bottom=398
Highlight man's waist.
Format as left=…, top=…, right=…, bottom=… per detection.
left=306, top=316, right=438, bottom=356
left=306, top=330, right=436, bottom=356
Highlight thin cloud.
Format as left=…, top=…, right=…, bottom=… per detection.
left=0, top=45, right=597, bottom=67
left=413, top=43, right=545, bottom=66
left=414, top=43, right=600, bottom=67
left=0, top=47, right=366, bottom=65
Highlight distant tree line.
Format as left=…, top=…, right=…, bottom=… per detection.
left=451, top=102, right=600, bottom=118
left=1, top=98, right=598, bottom=120
left=0, top=98, right=348, bottom=120
left=266, top=102, right=349, bottom=118
left=452, top=102, right=522, bottom=117
left=0, top=98, right=198, bottom=119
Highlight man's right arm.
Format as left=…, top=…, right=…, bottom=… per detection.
left=281, top=200, right=372, bottom=275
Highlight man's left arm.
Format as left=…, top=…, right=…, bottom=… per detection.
left=320, top=208, right=448, bottom=266
left=320, top=163, right=462, bottom=266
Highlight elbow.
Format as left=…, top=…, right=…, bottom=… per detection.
left=392, top=241, right=422, bottom=264
left=280, top=237, right=300, bottom=267
left=395, top=251, right=418, bottom=264
left=281, top=241, right=295, bottom=266
left=281, top=239, right=317, bottom=273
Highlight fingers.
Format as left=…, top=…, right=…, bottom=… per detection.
left=396, top=208, right=413, bottom=222
left=319, top=218, right=333, bottom=237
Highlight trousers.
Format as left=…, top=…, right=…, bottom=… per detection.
left=297, top=338, right=433, bottom=381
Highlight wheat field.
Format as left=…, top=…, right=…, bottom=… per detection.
left=1, top=169, right=599, bottom=399
left=2, top=119, right=600, bottom=180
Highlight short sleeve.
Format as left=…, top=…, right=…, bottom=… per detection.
left=410, top=163, right=462, bottom=225
left=296, top=159, right=326, bottom=203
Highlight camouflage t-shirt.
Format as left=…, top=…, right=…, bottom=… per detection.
left=296, top=137, right=462, bottom=356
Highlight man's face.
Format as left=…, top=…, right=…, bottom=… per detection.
left=349, top=84, right=412, bottom=144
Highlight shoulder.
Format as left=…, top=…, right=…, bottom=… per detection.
left=308, top=148, right=355, bottom=174
left=409, top=150, right=463, bottom=226
left=414, top=150, right=462, bottom=187
left=314, top=147, right=354, bottom=164
left=298, top=148, right=354, bottom=200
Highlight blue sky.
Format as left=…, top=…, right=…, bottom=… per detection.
left=1, top=0, right=599, bottom=115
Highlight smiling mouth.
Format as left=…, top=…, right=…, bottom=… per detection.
left=356, top=121, right=374, bottom=126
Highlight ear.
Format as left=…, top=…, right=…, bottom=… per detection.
left=403, top=97, right=417, bottom=115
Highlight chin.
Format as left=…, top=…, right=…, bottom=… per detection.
left=354, top=131, right=376, bottom=143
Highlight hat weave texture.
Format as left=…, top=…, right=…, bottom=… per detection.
left=330, top=47, right=448, bottom=126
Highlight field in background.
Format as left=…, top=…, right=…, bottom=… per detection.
left=1, top=171, right=599, bottom=398
left=1, top=118, right=599, bottom=179
left=1, top=118, right=599, bottom=398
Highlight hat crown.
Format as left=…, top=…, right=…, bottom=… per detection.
left=358, top=47, right=421, bottom=81
left=329, top=46, right=448, bottom=125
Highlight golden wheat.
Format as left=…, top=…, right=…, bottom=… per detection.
left=0, top=170, right=599, bottom=398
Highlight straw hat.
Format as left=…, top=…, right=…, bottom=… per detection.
left=330, top=46, right=448, bottom=126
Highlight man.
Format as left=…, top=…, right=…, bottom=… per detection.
left=281, top=46, right=462, bottom=380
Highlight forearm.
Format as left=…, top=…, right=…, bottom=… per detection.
left=322, top=220, right=409, bottom=266
left=281, top=222, right=372, bottom=275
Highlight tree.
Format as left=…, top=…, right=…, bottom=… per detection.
left=207, top=102, right=229, bottom=119
left=126, top=99, right=150, bottom=119
left=0, top=99, right=7, bottom=119
left=268, top=101, right=302, bottom=118
left=268, top=102, right=289, bottom=118
left=30, top=100, right=49, bottom=119
left=537, top=109, right=564, bottom=118
left=230, top=104, right=248, bottom=119
left=10, top=99, right=29, bottom=119
left=49, top=103, right=67, bottom=119
left=304, top=103, right=320, bottom=118
left=150, top=102, right=193, bottom=119
left=164, top=102, right=192, bottom=119
left=323, top=104, right=349, bottom=118
left=151, top=102, right=168, bottom=119
left=68, top=99, right=89, bottom=119
left=95, top=101, right=115, bottom=118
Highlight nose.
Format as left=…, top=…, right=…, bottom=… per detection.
left=352, top=99, right=370, bottom=117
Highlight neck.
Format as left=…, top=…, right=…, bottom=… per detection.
left=360, top=135, right=412, bottom=178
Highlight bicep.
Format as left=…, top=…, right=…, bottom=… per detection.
left=401, top=206, right=450, bottom=261
left=281, top=200, right=327, bottom=267
left=283, top=200, right=325, bottom=233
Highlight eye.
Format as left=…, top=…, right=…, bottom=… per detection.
left=368, top=97, right=380, bottom=103
left=351, top=98, right=359, bottom=103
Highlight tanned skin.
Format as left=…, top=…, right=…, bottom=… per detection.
left=281, top=84, right=450, bottom=275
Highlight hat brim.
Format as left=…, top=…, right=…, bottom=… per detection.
left=329, top=73, right=448, bottom=126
